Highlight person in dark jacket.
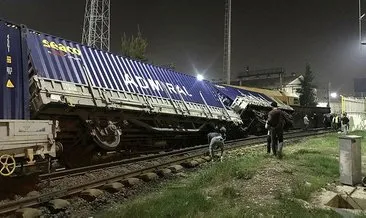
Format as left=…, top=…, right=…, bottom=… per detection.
left=267, top=102, right=288, bottom=159
left=337, top=114, right=342, bottom=130
left=323, top=113, right=332, bottom=128
left=341, top=113, right=350, bottom=134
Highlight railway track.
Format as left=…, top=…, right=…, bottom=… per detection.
left=0, top=129, right=331, bottom=216
left=40, top=128, right=328, bottom=181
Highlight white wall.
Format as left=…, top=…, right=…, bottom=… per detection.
left=330, top=102, right=342, bottom=114
left=342, top=97, right=366, bottom=131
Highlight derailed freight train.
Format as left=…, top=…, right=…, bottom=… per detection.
left=0, top=18, right=290, bottom=176
left=214, top=84, right=294, bottom=135
left=0, top=19, right=238, bottom=175
left=227, top=85, right=331, bottom=129
left=25, top=29, right=246, bottom=160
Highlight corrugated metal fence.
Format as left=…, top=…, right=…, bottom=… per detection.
left=341, top=96, right=366, bottom=131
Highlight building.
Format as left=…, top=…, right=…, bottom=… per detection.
left=212, top=67, right=320, bottom=106
left=282, top=75, right=302, bottom=96
left=212, top=67, right=298, bottom=90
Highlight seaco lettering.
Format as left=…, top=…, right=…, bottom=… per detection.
left=42, top=39, right=82, bottom=56
left=121, top=73, right=192, bottom=97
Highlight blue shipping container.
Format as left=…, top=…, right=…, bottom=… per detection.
left=0, top=20, right=28, bottom=119
left=214, top=84, right=274, bottom=106
left=25, top=30, right=223, bottom=108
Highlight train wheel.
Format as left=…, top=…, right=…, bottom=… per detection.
left=0, top=155, right=16, bottom=176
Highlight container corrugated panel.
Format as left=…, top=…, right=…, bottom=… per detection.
left=215, top=84, right=294, bottom=111
left=214, top=84, right=273, bottom=105
left=25, top=30, right=223, bottom=108
left=230, top=85, right=295, bottom=108
left=0, top=20, right=28, bottom=119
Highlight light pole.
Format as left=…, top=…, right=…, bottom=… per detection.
left=360, top=0, right=365, bottom=47
left=223, top=0, right=232, bottom=85
left=327, top=82, right=331, bottom=107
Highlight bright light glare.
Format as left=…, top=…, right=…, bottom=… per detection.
left=197, top=74, right=204, bottom=81
left=330, top=92, right=337, bottom=98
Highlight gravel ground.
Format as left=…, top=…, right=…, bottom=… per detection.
left=0, top=150, right=197, bottom=218
left=0, top=135, right=327, bottom=218
left=0, top=136, right=311, bottom=217
left=35, top=152, right=193, bottom=196
left=85, top=145, right=278, bottom=218
left=39, top=167, right=202, bottom=218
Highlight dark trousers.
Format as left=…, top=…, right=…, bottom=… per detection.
left=271, top=127, right=284, bottom=156
left=267, top=135, right=272, bottom=154
left=267, top=130, right=278, bottom=155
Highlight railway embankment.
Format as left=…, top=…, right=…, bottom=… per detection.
left=97, top=131, right=366, bottom=217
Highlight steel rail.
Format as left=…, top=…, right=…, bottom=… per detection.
left=0, top=129, right=331, bottom=215
left=40, top=128, right=325, bottom=180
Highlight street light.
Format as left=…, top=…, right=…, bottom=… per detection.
left=331, top=92, right=338, bottom=98
left=196, top=74, right=204, bottom=81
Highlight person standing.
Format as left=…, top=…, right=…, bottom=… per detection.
left=333, top=114, right=340, bottom=131
left=324, top=113, right=333, bottom=128
left=341, top=113, right=350, bottom=134
left=303, top=115, right=309, bottom=130
left=267, top=102, right=289, bottom=159
left=265, top=120, right=274, bottom=155
left=337, top=114, right=342, bottom=131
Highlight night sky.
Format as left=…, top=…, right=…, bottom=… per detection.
left=0, top=0, right=365, bottom=94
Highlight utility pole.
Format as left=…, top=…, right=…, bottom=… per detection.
left=82, top=0, right=111, bottom=51
left=279, top=72, right=283, bottom=90
left=327, top=82, right=331, bottom=108
left=223, top=0, right=232, bottom=85
left=359, top=0, right=366, bottom=48
left=360, top=0, right=362, bottom=47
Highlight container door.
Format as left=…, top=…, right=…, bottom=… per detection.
left=0, top=21, right=28, bottom=119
